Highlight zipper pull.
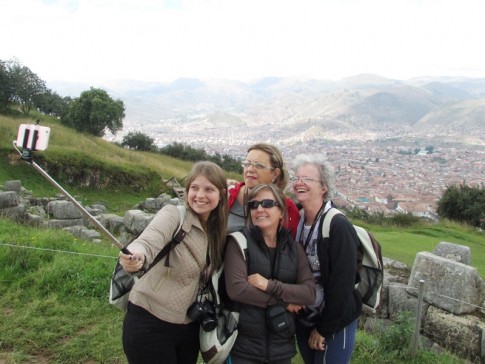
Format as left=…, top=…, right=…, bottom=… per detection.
left=166, top=267, right=171, bottom=277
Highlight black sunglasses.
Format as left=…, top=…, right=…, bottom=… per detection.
left=247, top=199, right=280, bottom=210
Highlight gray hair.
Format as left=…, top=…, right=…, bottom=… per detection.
left=291, top=154, right=336, bottom=202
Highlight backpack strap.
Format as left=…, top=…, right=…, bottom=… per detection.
left=146, top=204, right=186, bottom=271
left=321, top=207, right=343, bottom=238
left=228, top=231, right=248, bottom=261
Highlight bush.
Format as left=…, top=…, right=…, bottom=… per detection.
left=389, top=213, right=421, bottom=227
left=121, top=131, right=156, bottom=151
left=437, top=182, right=485, bottom=228
left=160, top=142, right=242, bottom=174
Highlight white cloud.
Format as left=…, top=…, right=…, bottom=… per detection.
left=1, top=0, right=485, bottom=84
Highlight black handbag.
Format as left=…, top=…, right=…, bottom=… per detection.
left=266, top=303, right=291, bottom=333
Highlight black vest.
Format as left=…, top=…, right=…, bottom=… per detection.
left=232, top=227, right=299, bottom=362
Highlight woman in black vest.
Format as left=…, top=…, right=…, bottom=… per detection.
left=224, top=183, right=315, bottom=364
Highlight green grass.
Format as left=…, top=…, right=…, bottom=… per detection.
left=0, top=219, right=125, bottom=363
left=360, top=221, right=485, bottom=277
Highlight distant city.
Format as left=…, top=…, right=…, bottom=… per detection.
left=107, top=123, right=484, bottom=220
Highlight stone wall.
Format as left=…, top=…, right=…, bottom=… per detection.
left=371, top=243, right=485, bottom=362
left=0, top=180, right=179, bottom=245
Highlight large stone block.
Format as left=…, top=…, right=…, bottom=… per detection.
left=408, top=252, right=484, bottom=314
left=0, top=203, right=26, bottom=219
left=108, top=215, right=125, bottom=235
left=44, top=218, right=84, bottom=229
left=90, top=204, right=107, bottom=213
left=388, top=282, right=429, bottom=321
left=79, top=228, right=101, bottom=241
left=4, top=180, right=22, bottom=194
left=0, top=191, right=19, bottom=209
left=123, top=210, right=154, bottom=235
left=25, top=213, right=43, bottom=227
left=433, top=241, right=471, bottom=265
left=422, top=306, right=485, bottom=361
left=47, top=200, right=82, bottom=219
left=143, top=198, right=164, bottom=211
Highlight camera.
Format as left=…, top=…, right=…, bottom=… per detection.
left=187, top=300, right=218, bottom=332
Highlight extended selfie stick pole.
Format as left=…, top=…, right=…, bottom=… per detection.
left=13, top=141, right=129, bottom=254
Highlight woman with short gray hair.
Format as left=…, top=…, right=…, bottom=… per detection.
left=291, top=154, right=335, bottom=202
left=290, top=154, right=362, bottom=364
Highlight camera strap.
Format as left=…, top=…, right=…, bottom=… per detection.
left=196, top=250, right=212, bottom=301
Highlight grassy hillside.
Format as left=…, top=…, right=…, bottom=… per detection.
left=0, top=112, right=241, bottom=213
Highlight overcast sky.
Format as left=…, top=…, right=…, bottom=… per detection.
left=2, top=0, right=485, bottom=85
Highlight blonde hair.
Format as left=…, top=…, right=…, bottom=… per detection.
left=247, top=143, right=289, bottom=189
left=184, top=161, right=228, bottom=270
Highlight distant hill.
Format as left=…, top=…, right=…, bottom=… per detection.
left=48, top=74, right=485, bottom=148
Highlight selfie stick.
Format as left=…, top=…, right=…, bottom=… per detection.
left=12, top=140, right=129, bottom=254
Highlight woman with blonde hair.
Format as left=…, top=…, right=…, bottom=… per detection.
left=228, top=143, right=299, bottom=237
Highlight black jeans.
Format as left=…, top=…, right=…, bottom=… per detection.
left=122, top=302, right=199, bottom=364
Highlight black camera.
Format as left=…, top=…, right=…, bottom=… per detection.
left=187, top=300, right=218, bottom=332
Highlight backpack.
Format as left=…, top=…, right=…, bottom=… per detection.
left=109, top=205, right=186, bottom=311
left=200, top=231, right=247, bottom=364
left=321, top=208, right=384, bottom=315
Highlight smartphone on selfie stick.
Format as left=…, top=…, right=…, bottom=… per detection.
left=13, top=122, right=130, bottom=254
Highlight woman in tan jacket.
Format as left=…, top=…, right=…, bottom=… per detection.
left=119, top=161, right=228, bottom=364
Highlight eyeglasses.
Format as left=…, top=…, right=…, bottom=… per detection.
left=241, top=161, right=274, bottom=171
left=247, top=199, right=280, bottom=210
left=289, top=176, right=320, bottom=184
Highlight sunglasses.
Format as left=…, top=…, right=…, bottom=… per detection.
left=247, top=199, right=280, bottom=210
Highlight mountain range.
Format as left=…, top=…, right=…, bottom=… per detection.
left=48, top=74, right=485, bottom=148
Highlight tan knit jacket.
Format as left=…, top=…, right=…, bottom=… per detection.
left=127, top=204, right=208, bottom=324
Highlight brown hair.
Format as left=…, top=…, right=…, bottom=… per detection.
left=184, top=161, right=228, bottom=270
left=247, top=183, right=288, bottom=229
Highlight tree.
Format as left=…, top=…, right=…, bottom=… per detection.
left=33, top=89, right=71, bottom=117
left=8, top=59, right=46, bottom=114
left=160, top=142, right=208, bottom=161
left=159, top=142, right=242, bottom=173
left=121, top=131, right=156, bottom=151
left=0, top=59, right=11, bottom=110
left=437, top=182, right=485, bottom=228
left=62, top=88, right=125, bottom=136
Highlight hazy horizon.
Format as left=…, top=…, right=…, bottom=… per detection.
left=2, top=0, right=485, bottom=85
